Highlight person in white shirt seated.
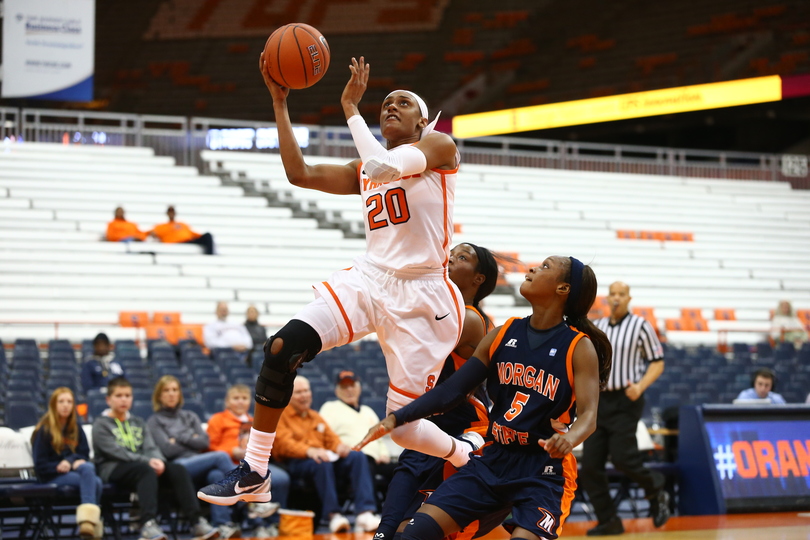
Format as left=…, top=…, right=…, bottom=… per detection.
left=204, top=302, right=254, bottom=352
left=319, top=370, right=396, bottom=510
left=735, top=368, right=786, bottom=404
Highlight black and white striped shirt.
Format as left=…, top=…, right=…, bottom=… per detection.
left=595, top=313, right=664, bottom=391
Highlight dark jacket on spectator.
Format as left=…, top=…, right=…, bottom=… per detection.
left=245, top=321, right=267, bottom=348
left=81, top=354, right=125, bottom=395
left=32, top=422, right=92, bottom=482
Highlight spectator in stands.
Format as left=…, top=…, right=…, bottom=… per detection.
left=106, top=206, right=147, bottom=242
left=206, top=384, right=289, bottom=538
left=32, top=387, right=103, bottom=540
left=770, top=300, right=808, bottom=346
left=318, top=369, right=396, bottom=510
left=244, top=305, right=268, bottom=349
left=274, top=376, right=380, bottom=534
left=204, top=301, right=254, bottom=352
left=581, top=281, right=669, bottom=536
left=735, top=368, right=786, bottom=404
left=146, top=375, right=245, bottom=539
left=80, top=333, right=125, bottom=396
left=92, top=377, right=218, bottom=540
left=150, top=205, right=215, bottom=255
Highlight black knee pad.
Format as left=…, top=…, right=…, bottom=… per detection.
left=254, top=319, right=322, bottom=408
left=400, top=513, right=445, bottom=540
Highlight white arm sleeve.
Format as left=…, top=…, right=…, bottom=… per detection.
left=347, top=114, right=427, bottom=183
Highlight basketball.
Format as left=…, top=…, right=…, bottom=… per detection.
left=262, top=23, right=330, bottom=89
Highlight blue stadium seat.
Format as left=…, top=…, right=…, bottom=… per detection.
left=183, top=399, right=207, bottom=421
left=362, top=396, right=388, bottom=420
left=131, top=401, right=154, bottom=421
left=755, top=342, right=774, bottom=360
left=798, top=343, right=810, bottom=364
left=88, top=395, right=108, bottom=419
left=201, top=389, right=225, bottom=417
left=692, top=392, right=714, bottom=405
left=658, top=393, right=682, bottom=410
left=775, top=342, right=796, bottom=361
left=7, top=377, right=42, bottom=394
left=6, top=401, right=41, bottom=430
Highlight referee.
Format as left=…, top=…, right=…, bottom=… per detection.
left=581, top=281, right=669, bottom=535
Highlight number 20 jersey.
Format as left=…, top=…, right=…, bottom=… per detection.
left=357, top=150, right=458, bottom=272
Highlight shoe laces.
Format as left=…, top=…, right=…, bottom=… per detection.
left=216, top=461, right=251, bottom=485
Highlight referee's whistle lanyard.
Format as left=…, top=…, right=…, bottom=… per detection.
left=114, top=418, right=138, bottom=452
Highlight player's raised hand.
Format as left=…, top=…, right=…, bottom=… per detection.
left=538, top=434, right=574, bottom=459
left=341, top=56, right=370, bottom=117
left=259, top=53, right=289, bottom=102
left=353, top=413, right=396, bottom=451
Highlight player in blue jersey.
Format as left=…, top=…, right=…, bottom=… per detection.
left=375, top=242, right=499, bottom=540
left=357, top=256, right=612, bottom=540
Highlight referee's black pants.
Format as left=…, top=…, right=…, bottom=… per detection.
left=580, top=389, right=664, bottom=524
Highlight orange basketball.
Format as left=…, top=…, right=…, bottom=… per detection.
left=262, top=23, right=330, bottom=89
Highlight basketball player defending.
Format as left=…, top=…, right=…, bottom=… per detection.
left=198, top=56, right=482, bottom=505
left=357, top=257, right=613, bottom=540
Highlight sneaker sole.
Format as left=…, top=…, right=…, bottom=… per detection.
left=197, top=490, right=272, bottom=505
left=193, top=529, right=221, bottom=540
left=247, top=502, right=280, bottom=519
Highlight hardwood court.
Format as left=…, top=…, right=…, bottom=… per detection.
left=259, top=513, right=809, bottom=540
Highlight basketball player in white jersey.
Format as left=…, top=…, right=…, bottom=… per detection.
left=199, top=57, right=481, bottom=509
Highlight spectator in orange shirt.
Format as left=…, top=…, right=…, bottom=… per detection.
left=274, top=376, right=380, bottom=533
left=106, top=207, right=147, bottom=242
left=150, top=206, right=215, bottom=255
left=206, top=384, right=289, bottom=502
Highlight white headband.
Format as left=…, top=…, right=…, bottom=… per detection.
left=385, top=89, right=441, bottom=139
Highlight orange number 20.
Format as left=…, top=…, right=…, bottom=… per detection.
left=367, top=187, right=411, bottom=231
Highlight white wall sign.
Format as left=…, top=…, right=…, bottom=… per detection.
left=1, top=0, right=95, bottom=100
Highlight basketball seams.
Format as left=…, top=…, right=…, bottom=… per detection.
left=274, top=25, right=292, bottom=88
left=291, top=25, right=309, bottom=88
left=295, top=24, right=330, bottom=77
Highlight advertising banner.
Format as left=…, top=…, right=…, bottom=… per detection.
left=2, top=0, right=95, bottom=100
left=704, top=419, right=810, bottom=500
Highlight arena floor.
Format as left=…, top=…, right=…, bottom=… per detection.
left=258, top=513, right=809, bottom=540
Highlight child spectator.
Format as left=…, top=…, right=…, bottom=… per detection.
left=92, top=377, right=218, bottom=540
left=206, top=384, right=290, bottom=537
left=32, top=387, right=103, bottom=540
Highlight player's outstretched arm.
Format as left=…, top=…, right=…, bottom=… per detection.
left=259, top=54, right=360, bottom=195
left=354, top=329, right=499, bottom=450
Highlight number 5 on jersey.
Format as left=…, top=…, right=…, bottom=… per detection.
left=504, top=391, right=530, bottom=421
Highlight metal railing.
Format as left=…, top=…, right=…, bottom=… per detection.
left=3, top=106, right=807, bottom=188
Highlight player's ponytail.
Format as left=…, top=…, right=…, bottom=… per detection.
left=564, top=258, right=612, bottom=390
left=467, top=243, right=499, bottom=330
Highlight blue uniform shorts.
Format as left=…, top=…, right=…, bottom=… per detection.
left=427, top=444, right=577, bottom=539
